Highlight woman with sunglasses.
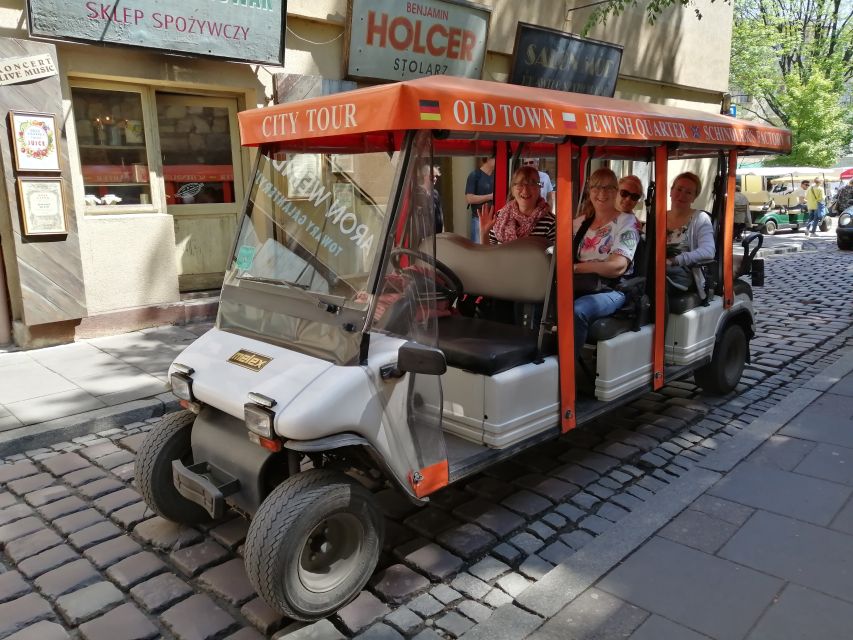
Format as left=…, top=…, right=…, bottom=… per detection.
left=665, top=172, right=715, bottom=295
left=479, top=165, right=555, bottom=245
left=572, top=168, right=642, bottom=356
left=616, top=175, right=644, bottom=214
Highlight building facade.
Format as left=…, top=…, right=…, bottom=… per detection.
left=0, top=0, right=732, bottom=348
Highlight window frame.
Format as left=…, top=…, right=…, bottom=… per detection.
left=155, top=92, right=245, bottom=218
left=70, top=79, right=162, bottom=215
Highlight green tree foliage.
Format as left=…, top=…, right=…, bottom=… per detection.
left=767, top=73, right=851, bottom=166
left=586, top=0, right=853, bottom=165
left=730, top=0, right=853, bottom=164
left=583, top=0, right=717, bottom=29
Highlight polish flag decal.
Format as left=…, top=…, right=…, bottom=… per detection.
left=562, top=112, right=578, bottom=129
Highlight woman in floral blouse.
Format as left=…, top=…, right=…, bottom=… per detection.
left=572, top=168, right=642, bottom=356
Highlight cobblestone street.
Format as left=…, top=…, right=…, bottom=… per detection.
left=1, top=237, right=851, bottom=640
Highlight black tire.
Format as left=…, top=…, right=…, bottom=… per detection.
left=135, top=411, right=212, bottom=524
left=244, top=468, right=384, bottom=621
left=694, top=323, right=748, bottom=395
left=839, top=236, right=853, bottom=251
left=819, top=217, right=830, bottom=232
left=762, top=220, right=777, bottom=235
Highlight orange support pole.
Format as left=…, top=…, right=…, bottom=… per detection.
left=723, top=150, right=737, bottom=308
left=556, top=142, right=576, bottom=433
left=653, top=146, right=668, bottom=391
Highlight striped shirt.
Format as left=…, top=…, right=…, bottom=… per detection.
left=488, top=213, right=557, bottom=245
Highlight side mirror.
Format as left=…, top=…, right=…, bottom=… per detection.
left=398, top=341, right=446, bottom=376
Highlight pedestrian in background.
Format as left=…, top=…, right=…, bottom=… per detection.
left=465, top=156, right=494, bottom=243
left=734, top=185, right=751, bottom=240
left=792, top=179, right=809, bottom=211
left=805, top=177, right=826, bottom=236
left=833, top=179, right=853, bottom=214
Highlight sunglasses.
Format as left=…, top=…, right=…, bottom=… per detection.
left=619, top=189, right=642, bottom=202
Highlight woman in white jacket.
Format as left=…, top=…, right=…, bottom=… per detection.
left=665, top=172, right=716, bottom=299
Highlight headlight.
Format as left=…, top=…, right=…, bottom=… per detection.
left=840, top=213, right=852, bottom=227
left=244, top=403, right=275, bottom=438
left=170, top=372, right=194, bottom=402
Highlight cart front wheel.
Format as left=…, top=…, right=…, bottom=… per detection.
left=694, top=324, right=747, bottom=395
left=244, top=468, right=383, bottom=621
left=135, top=411, right=213, bottom=524
left=762, top=220, right=777, bottom=235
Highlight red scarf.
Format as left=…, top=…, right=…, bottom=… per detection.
left=492, top=197, right=550, bottom=244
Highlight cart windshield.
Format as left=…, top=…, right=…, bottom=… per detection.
left=217, top=149, right=397, bottom=363
left=233, top=150, right=393, bottom=300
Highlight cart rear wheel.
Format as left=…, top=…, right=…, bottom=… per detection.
left=694, top=324, right=747, bottom=395
left=244, top=468, right=384, bottom=621
left=819, top=217, right=830, bottom=232
left=135, top=411, right=212, bottom=524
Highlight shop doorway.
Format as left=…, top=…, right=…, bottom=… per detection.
left=156, top=94, right=244, bottom=291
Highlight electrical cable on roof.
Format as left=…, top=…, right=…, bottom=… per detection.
left=286, top=25, right=344, bottom=46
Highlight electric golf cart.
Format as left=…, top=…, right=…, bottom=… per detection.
left=135, top=76, right=790, bottom=620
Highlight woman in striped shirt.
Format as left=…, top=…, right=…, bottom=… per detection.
left=479, top=165, right=556, bottom=245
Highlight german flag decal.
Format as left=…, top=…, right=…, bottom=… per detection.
left=419, top=99, right=441, bottom=121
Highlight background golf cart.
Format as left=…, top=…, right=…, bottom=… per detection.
left=737, top=167, right=840, bottom=234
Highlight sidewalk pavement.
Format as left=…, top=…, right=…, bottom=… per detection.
left=0, top=322, right=212, bottom=456
left=467, top=346, right=853, bottom=640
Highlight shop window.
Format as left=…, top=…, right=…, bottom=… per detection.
left=72, top=87, right=151, bottom=207
left=71, top=83, right=242, bottom=213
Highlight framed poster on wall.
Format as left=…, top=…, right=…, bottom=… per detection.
left=17, top=177, right=67, bottom=235
left=9, top=111, right=61, bottom=172
left=333, top=182, right=355, bottom=212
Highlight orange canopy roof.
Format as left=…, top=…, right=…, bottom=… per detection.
left=238, top=76, right=790, bottom=154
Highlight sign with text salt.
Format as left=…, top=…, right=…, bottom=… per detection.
left=26, top=0, right=285, bottom=65
left=0, top=53, right=57, bottom=86
left=509, top=24, right=622, bottom=97
left=346, top=0, right=490, bottom=82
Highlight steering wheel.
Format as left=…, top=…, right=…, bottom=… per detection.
left=389, top=247, right=464, bottom=304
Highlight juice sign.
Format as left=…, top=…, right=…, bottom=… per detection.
left=347, top=0, right=490, bottom=82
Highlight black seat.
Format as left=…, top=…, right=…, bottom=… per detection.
left=668, top=275, right=752, bottom=314
left=585, top=236, right=650, bottom=343
left=667, top=258, right=717, bottom=314
left=438, top=315, right=539, bottom=376
left=587, top=295, right=650, bottom=341
left=668, top=290, right=704, bottom=314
